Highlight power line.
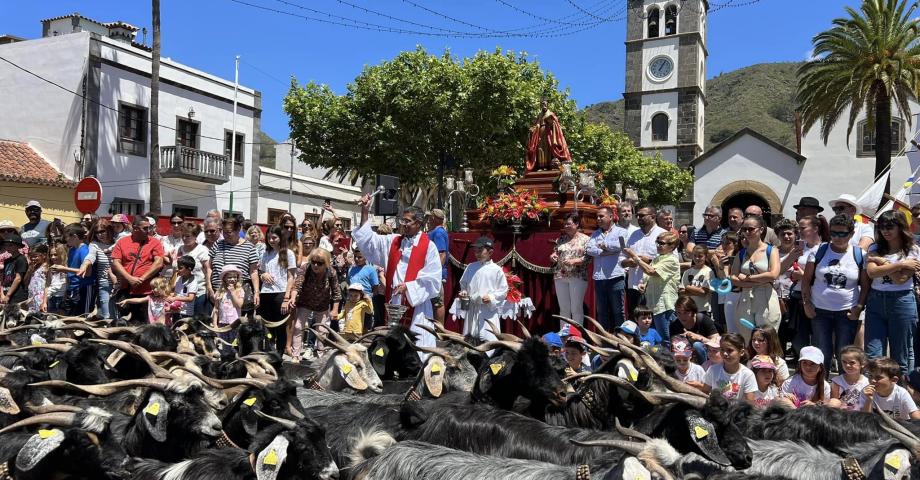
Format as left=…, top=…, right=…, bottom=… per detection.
left=492, top=0, right=619, bottom=27
left=239, top=58, right=291, bottom=87
left=564, top=0, right=623, bottom=21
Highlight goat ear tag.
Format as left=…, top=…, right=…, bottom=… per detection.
left=144, top=402, right=161, bottom=417
left=685, top=411, right=730, bottom=466
left=885, top=453, right=901, bottom=469
left=30, top=334, right=46, bottom=346
left=142, top=392, right=170, bottom=442
left=490, top=362, right=504, bottom=375
left=375, top=347, right=385, bottom=357
left=341, top=362, right=353, bottom=375
left=267, top=332, right=273, bottom=339
left=243, top=396, right=257, bottom=407
left=694, top=426, right=709, bottom=439
left=16, top=428, right=64, bottom=471
left=0, top=386, right=20, bottom=414
left=256, top=435, right=289, bottom=480
left=430, top=363, right=442, bottom=374
left=232, top=338, right=238, bottom=347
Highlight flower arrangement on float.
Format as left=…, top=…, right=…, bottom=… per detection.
left=597, top=188, right=619, bottom=208
left=491, top=165, right=518, bottom=188
left=481, top=188, right=550, bottom=223
left=503, top=268, right=523, bottom=304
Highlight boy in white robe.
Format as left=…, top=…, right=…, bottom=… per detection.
left=459, top=236, right=509, bottom=343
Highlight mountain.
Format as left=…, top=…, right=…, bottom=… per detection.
left=583, top=62, right=802, bottom=151
left=256, top=131, right=277, bottom=168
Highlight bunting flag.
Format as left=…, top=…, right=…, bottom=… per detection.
left=855, top=171, right=890, bottom=216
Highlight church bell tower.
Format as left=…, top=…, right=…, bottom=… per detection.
left=623, top=0, right=708, bottom=166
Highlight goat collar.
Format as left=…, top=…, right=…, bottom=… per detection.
left=215, top=430, right=243, bottom=450
left=841, top=457, right=866, bottom=480
left=305, top=376, right=325, bottom=391
left=578, top=387, right=609, bottom=425
left=575, top=464, right=590, bottom=480
left=404, top=385, right=421, bottom=402
left=0, top=461, right=9, bottom=480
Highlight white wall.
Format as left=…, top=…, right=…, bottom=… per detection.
left=641, top=36, right=680, bottom=91
left=256, top=167, right=363, bottom=225
left=641, top=91, right=678, bottom=147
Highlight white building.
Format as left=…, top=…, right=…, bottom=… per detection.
left=0, top=13, right=261, bottom=219
left=256, top=140, right=364, bottom=229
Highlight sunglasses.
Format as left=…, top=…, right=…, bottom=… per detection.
left=878, top=223, right=898, bottom=230
left=829, top=230, right=851, bottom=238
left=205, top=229, right=218, bottom=234
left=283, top=225, right=295, bottom=230
left=171, top=221, right=183, bottom=225
left=334, top=224, right=343, bottom=228
left=311, top=261, right=325, bottom=266
left=831, top=205, right=847, bottom=213
left=655, top=240, right=671, bottom=246
left=739, top=226, right=759, bottom=233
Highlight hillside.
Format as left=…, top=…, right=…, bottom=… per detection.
left=584, top=62, right=802, bottom=151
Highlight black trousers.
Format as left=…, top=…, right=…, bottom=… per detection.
left=257, top=292, right=288, bottom=353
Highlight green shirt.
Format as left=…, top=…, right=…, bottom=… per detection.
left=645, top=254, right=680, bottom=314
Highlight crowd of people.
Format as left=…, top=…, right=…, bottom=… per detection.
left=545, top=194, right=920, bottom=418
left=3, top=191, right=920, bottom=417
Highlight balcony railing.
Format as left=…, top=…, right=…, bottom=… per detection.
left=159, top=145, right=230, bottom=184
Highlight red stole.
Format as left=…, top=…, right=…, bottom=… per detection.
left=384, top=233, right=430, bottom=324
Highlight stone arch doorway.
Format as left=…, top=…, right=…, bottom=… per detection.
left=710, top=180, right=783, bottom=227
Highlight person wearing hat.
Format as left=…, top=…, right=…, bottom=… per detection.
left=781, top=345, right=831, bottom=407
left=456, top=236, right=508, bottom=344
left=20, top=201, right=50, bottom=248
left=794, top=196, right=824, bottom=221
left=564, top=336, right=591, bottom=373
left=672, top=336, right=705, bottom=388
left=338, top=282, right=374, bottom=339
left=426, top=208, right=449, bottom=323
left=110, top=214, right=132, bottom=241
left=0, top=233, right=28, bottom=305
left=542, top=332, right=564, bottom=356
left=829, top=193, right=874, bottom=249
left=0, top=220, right=28, bottom=273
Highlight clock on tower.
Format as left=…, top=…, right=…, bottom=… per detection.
left=623, top=0, right=708, bottom=166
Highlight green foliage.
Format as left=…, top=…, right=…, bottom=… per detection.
left=283, top=46, right=690, bottom=206
left=585, top=62, right=802, bottom=151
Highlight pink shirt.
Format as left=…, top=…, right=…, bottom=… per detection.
left=218, top=290, right=240, bottom=325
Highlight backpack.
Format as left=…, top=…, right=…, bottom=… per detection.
left=809, top=242, right=864, bottom=286
left=737, top=244, right=773, bottom=271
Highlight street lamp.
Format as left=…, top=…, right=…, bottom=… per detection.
left=445, top=168, right=480, bottom=232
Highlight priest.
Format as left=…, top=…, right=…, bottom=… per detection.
left=458, top=236, right=509, bottom=343
left=354, top=193, right=442, bottom=349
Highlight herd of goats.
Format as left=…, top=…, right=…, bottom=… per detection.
left=0, top=302, right=918, bottom=480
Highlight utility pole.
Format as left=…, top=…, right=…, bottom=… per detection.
left=288, top=142, right=294, bottom=212
left=149, top=0, right=162, bottom=213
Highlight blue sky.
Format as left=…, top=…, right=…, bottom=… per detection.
left=3, top=0, right=857, bottom=141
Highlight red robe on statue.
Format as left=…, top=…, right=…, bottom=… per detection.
left=525, top=109, right=572, bottom=171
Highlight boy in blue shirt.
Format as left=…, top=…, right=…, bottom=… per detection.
left=634, top=306, right=663, bottom=346
left=55, top=224, right=96, bottom=315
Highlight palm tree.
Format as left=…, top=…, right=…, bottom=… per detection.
left=149, top=0, right=162, bottom=213
left=797, top=0, right=920, bottom=196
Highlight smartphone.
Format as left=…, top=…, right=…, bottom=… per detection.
left=618, top=236, right=626, bottom=249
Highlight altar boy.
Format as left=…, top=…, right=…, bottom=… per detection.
left=459, top=236, right=508, bottom=343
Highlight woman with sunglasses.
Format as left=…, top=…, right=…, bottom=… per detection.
left=278, top=213, right=301, bottom=260
left=866, top=210, right=920, bottom=376
left=177, top=223, right=210, bottom=315
left=730, top=215, right=781, bottom=344
left=624, top=231, right=681, bottom=347
left=802, top=213, right=870, bottom=372
left=289, top=248, right=341, bottom=359
left=76, top=219, right=116, bottom=318
left=80, top=214, right=99, bottom=241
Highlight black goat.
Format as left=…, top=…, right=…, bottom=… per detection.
left=221, top=379, right=309, bottom=449
left=304, top=401, right=410, bottom=468
left=470, top=337, right=567, bottom=417
left=366, top=325, right=422, bottom=380
left=0, top=427, right=126, bottom=479
left=129, top=414, right=339, bottom=480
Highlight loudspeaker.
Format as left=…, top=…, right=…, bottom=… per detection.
left=374, top=174, right=400, bottom=217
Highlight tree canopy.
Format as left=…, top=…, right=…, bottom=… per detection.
left=284, top=46, right=692, bottom=206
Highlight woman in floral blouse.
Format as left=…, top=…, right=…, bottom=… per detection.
left=551, top=214, right=590, bottom=325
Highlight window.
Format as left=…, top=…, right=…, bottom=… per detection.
left=176, top=118, right=199, bottom=149
left=109, top=197, right=144, bottom=216
left=665, top=4, right=678, bottom=35
left=651, top=113, right=669, bottom=141
left=117, top=103, right=147, bottom=157
left=172, top=205, right=197, bottom=218
left=858, top=118, right=904, bottom=157
left=222, top=210, right=243, bottom=220
left=224, top=130, right=245, bottom=177
left=267, top=208, right=287, bottom=226
left=647, top=7, right=660, bottom=38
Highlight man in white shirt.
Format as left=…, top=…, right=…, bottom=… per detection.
left=458, top=236, right=508, bottom=343
left=353, top=194, right=441, bottom=349
left=622, top=205, right=666, bottom=317
left=828, top=194, right=874, bottom=250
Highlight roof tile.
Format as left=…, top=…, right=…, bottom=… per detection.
left=0, top=140, right=76, bottom=188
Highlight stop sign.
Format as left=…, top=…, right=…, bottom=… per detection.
left=74, top=177, right=103, bottom=214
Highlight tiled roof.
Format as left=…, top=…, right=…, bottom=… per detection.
left=0, top=140, right=75, bottom=188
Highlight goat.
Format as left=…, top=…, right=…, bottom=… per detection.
left=129, top=413, right=339, bottom=480
left=219, top=378, right=310, bottom=449
left=362, top=325, right=422, bottom=380
left=304, top=401, right=410, bottom=468
left=0, top=426, right=127, bottom=479
left=306, top=327, right=382, bottom=393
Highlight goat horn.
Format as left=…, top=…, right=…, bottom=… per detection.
left=585, top=343, right=613, bottom=358
left=647, top=391, right=707, bottom=409
left=874, top=401, right=920, bottom=454
left=260, top=314, right=289, bottom=329
left=569, top=438, right=647, bottom=456
left=87, top=339, right=173, bottom=379
left=316, top=324, right=352, bottom=349
left=149, top=351, right=196, bottom=365
left=627, top=344, right=708, bottom=398
left=26, top=404, right=85, bottom=414
left=12, top=344, right=71, bottom=353
left=236, top=358, right=278, bottom=381
left=198, top=321, right=233, bottom=333
left=485, top=322, right=522, bottom=343
left=514, top=319, right=532, bottom=339
left=580, top=373, right=661, bottom=406
left=212, top=377, right=270, bottom=389
left=309, top=328, right=349, bottom=353
left=615, top=417, right=653, bottom=443
left=94, top=326, right=139, bottom=336
left=564, top=371, right=592, bottom=382
left=472, top=340, right=521, bottom=353
left=403, top=334, right=459, bottom=365
left=255, top=410, right=297, bottom=430
left=0, top=412, right=79, bottom=434
left=439, top=334, right=481, bottom=352
left=355, top=330, right=387, bottom=343
left=29, top=378, right=172, bottom=396
left=53, top=337, right=80, bottom=345
left=51, top=324, right=107, bottom=338
left=169, top=366, right=226, bottom=390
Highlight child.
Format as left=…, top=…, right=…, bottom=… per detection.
left=117, top=277, right=172, bottom=325
left=0, top=233, right=28, bottom=306
left=680, top=245, right=713, bottom=316
left=213, top=265, right=244, bottom=346
left=863, top=357, right=920, bottom=420
left=781, top=345, right=831, bottom=407
left=338, top=283, right=373, bottom=339
left=702, top=333, right=757, bottom=402
left=750, top=355, right=783, bottom=408
left=169, top=255, right=198, bottom=321
left=828, top=345, right=869, bottom=411
left=42, top=244, right=68, bottom=314
left=614, top=320, right=641, bottom=346
left=458, top=236, right=508, bottom=343
left=746, top=327, right=790, bottom=386
left=564, top=336, right=591, bottom=374
left=701, top=335, right=722, bottom=371
left=25, top=244, right=49, bottom=313
left=672, top=336, right=705, bottom=389
left=633, top=306, right=663, bottom=346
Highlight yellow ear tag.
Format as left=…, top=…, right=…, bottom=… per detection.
left=232, top=338, right=238, bottom=347
left=31, top=339, right=44, bottom=346
left=48, top=360, right=60, bottom=368
left=430, top=363, right=442, bottom=373
left=263, top=449, right=278, bottom=466
left=243, top=397, right=257, bottom=407
left=38, top=429, right=56, bottom=439
left=886, top=453, right=902, bottom=470
left=144, top=402, right=161, bottom=417
left=341, top=362, right=353, bottom=375
left=629, top=370, right=638, bottom=382
left=267, top=332, right=273, bottom=339
left=375, top=347, right=385, bottom=357
left=490, top=362, right=504, bottom=375
left=694, top=426, right=709, bottom=439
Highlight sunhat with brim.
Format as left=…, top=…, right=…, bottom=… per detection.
left=829, top=194, right=862, bottom=215
left=111, top=214, right=131, bottom=224
left=751, top=354, right=777, bottom=371
left=799, top=346, right=825, bottom=366
left=219, top=265, right=243, bottom=282
left=347, top=283, right=366, bottom=293
left=615, top=320, right=638, bottom=336
left=0, top=220, right=18, bottom=233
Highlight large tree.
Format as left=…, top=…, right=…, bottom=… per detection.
left=797, top=0, right=920, bottom=195
left=284, top=47, right=691, bottom=206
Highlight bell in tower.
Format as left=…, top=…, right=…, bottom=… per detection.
left=647, top=8, right=659, bottom=38
left=665, top=4, right=678, bottom=35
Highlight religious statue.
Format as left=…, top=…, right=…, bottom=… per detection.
left=525, top=98, right=573, bottom=172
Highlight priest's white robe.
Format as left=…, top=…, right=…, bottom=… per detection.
left=458, top=260, right=508, bottom=343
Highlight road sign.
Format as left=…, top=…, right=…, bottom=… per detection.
left=74, top=177, right=103, bottom=214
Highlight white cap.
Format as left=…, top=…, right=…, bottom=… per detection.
left=829, top=194, right=862, bottom=215
left=25, top=200, right=42, bottom=209
left=347, top=283, right=366, bottom=293
left=799, top=346, right=825, bottom=365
